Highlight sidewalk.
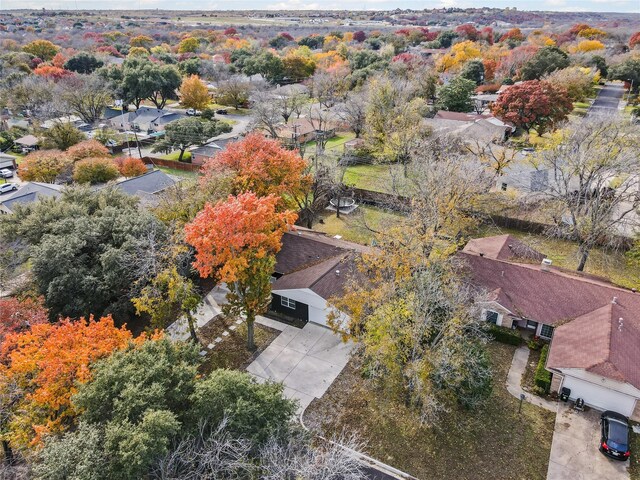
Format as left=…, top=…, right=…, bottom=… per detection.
left=166, top=289, right=221, bottom=342
left=506, top=345, right=558, bottom=413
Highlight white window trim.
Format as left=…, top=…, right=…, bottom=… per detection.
left=281, top=296, right=296, bottom=309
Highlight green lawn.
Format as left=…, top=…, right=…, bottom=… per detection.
left=476, top=225, right=640, bottom=290
left=312, top=205, right=405, bottom=245
left=304, top=132, right=356, bottom=157
left=304, top=342, right=555, bottom=480
left=160, top=151, right=192, bottom=162
left=157, top=166, right=199, bottom=180
left=342, top=163, right=408, bottom=194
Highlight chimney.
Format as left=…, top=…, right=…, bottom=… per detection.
left=612, top=296, right=618, bottom=305
left=541, top=258, right=553, bottom=272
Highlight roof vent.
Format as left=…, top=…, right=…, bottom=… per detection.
left=618, top=317, right=624, bottom=332
left=612, top=296, right=618, bottom=305
left=335, top=270, right=340, bottom=276
left=541, top=258, right=552, bottom=272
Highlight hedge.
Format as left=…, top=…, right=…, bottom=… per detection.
left=534, top=344, right=552, bottom=392
left=488, top=324, right=522, bottom=346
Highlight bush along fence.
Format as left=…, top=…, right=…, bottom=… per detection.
left=141, top=156, right=201, bottom=172
left=487, top=324, right=522, bottom=346
left=534, top=344, right=552, bottom=393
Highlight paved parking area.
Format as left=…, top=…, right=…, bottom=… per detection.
left=547, top=403, right=629, bottom=480
left=247, top=322, right=353, bottom=413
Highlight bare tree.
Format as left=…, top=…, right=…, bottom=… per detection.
left=215, top=76, right=253, bottom=111
left=337, top=92, right=367, bottom=139
left=249, top=91, right=281, bottom=139
left=308, top=70, right=347, bottom=108
left=294, top=163, right=336, bottom=228
left=152, top=421, right=253, bottom=480
left=259, top=430, right=365, bottom=480
left=533, top=114, right=640, bottom=271
left=465, top=139, right=518, bottom=179
left=8, top=76, right=65, bottom=122
left=273, top=90, right=307, bottom=124
left=60, top=74, right=113, bottom=124
left=406, top=136, right=492, bottom=257
left=306, top=104, right=332, bottom=156
left=152, top=421, right=365, bottom=480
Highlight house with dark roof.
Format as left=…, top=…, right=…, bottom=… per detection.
left=270, top=230, right=367, bottom=326
left=462, top=234, right=640, bottom=419
left=114, top=169, right=177, bottom=205
left=190, top=138, right=237, bottom=166
left=0, top=182, right=63, bottom=214
left=109, top=107, right=185, bottom=133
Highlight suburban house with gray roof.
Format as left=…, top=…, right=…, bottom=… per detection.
left=462, top=234, right=640, bottom=419
left=0, top=182, right=63, bottom=214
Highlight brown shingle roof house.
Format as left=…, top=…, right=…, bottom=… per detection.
left=270, top=229, right=367, bottom=327
left=461, top=235, right=640, bottom=419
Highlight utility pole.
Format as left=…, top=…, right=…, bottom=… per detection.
left=116, top=100, right=131, bottom=156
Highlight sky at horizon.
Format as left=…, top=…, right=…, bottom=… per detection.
left=0, top=0, right=639, bottom=13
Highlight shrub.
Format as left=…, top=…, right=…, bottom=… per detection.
left=114, top=157, right=147, bottom=178
left=527, top=337, right=543, bottom=350
left=534, top=344, right=551, bottom=393
left=18, top=150, right=71, bottom=183
left=67, top=139, right=109, bottom=162
left=488, top=324, right=522, bottom=346
left=73, top=157, right=119, bottom=184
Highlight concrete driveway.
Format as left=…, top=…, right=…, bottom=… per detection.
left=247, top=321, right=353, bottom=413
left=547, top=403, right=629, bottom=480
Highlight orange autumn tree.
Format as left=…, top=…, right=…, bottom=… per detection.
left=185, top=193, right=296, bottom=350
left=201, top=133, right=311, bottom=209
left=0, top=316, right=135, bottom=450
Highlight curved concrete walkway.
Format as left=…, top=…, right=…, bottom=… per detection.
left=506, top=345, right=557, bottom=412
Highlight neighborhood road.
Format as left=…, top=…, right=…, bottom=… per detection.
left=587, top=82, right=625, bottom=115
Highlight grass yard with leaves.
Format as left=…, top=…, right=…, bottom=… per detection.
left=304, top=342, right=555, bottom=480
left=312, top=205, right=404, bottom=245
left=197, top=315, right=280, bottom=374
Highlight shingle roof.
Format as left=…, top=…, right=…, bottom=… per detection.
left=272, top=230, right=367, bottom=299
left=463, top=234, right=545, bottom=262
left=462, top=235, right=640, bottom=389
left=547, top=303, right=640, bottom=389
left=461, top=251, right=640, bottom=326
left=115, top=170, right=177, bottom=196
left=0, top=182, right=63, bottom=212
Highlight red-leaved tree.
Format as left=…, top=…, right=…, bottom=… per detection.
left=185, top=193, right=296, bottom=350
left=491, top=80, right=573, bottom=135
left=0, top=297, right=48, bottom=346
left=201, top=133, right=311, bottom=209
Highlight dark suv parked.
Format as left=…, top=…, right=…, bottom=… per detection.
left=600, top=411, right=630, bottom=461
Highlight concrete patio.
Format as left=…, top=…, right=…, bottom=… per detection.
left=246, top=321, right=354, bottom=413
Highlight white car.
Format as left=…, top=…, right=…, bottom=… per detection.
left=186, top=108, right=201, bottom=116
left=0, top=183, right=18, bottom=194
left=0, top=168, right=13, bottom=179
